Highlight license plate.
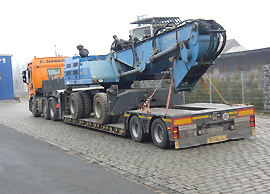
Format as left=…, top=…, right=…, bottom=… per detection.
left=207, top=135, right=227, bottom=143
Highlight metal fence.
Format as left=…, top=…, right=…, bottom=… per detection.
left=263, top=65, right=270, bottom=113
left=183, top=71, right=265, bottom=111
left=134, top=70, right=266, bottom=111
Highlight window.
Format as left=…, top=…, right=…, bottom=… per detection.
left=28, top=70, right=32, bottom=83
left=229, top=65, right=238, bottom=72
left=129, top=26, right=151, bottom=38
left=47, top=68, right=61, bottom=76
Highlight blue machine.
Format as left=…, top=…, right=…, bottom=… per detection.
left=64, top=18, right=226, bottom=91
left=0, top=54, right=14, bottom=100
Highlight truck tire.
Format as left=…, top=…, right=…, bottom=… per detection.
left=79, top=92, right=92, bottom=118
left=93, top=93, right=111, bottom=124
left=151, top=118, right=170, bottom=149
left=129, top=115, right=149, bottom=142
left=70, top=92, right=84, bottom=119
left=42, top=99, right=50, bottom=120
left=31, top=99, right=41, bottom=117
left=49, top=97, right=59, bottom=121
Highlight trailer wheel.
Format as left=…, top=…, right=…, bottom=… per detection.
left=70, top=92, right=84, bottom=119
left=129, top=115, right=149, bottom=142
left=49, top=97, right=59, bottom=121
left=93, top=93, right=111, bottom=124
left=31, top=99, right=41, bottom=117
left=42, top=99, right=50, bottom=120
left=151, top=118, right=170, bottom=149
left=79, top=92, right=92, bottom=118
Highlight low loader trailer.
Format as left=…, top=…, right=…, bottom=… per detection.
left=22, top=17, right=255, bottom=149
left=62, top=97, right=255, bottom=149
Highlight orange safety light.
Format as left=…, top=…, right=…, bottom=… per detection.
left=56, top=103, right=60, bottom=109
left=93, top=79, right=98, bottom=83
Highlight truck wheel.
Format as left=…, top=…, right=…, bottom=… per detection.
left=70, top=93, right=84, bottom=119
left=42, top=99, right=50, bottom=120
left=151, top=118, right=170, bottom=149
left=79, top=92, right=92, bottom=118
left=49, top=97, right=59, bottom=121
left=31, top=99, right=41, bottom=117
left=129, top=115, right=149, bottom=142
left=93, top=93, right=111, bottom=124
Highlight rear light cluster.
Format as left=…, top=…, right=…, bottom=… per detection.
left=170, top=116, right=194, bottom=140
left=93, top=79, right=104, bottom=83
left=237, top=108, right=255, bottom=128
left=250, top=116, right=255, bottom=127
left=167, top=127, right=180, bottom=139
left=173, top=127, right=179, bottom=139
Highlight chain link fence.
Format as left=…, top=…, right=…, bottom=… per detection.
left=263, top=65, right=270, bottom=113
left=183, top=70, right=265, bottom=111
left=133, top=70, right=266, bottom=112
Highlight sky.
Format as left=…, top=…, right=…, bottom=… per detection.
left=0, top=0, right=269, bottom=66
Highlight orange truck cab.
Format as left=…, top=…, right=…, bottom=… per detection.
left=22, top=56, right=67, bottom=116
left=22, top=56, right=66, bottom=100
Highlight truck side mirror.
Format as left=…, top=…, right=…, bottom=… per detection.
left=22, top=70, right=29, bottom=84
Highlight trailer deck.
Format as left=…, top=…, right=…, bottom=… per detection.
left=63, top=103, right=255, bottom=149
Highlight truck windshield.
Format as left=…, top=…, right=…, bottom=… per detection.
left=47, top=68, right=61, bottom=76
left=130, top=26, right=151, bottom=39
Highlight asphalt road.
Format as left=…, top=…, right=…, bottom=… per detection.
left=0, top=98, right=270, bottom=193
left=0, top=123, right=156, bottom=194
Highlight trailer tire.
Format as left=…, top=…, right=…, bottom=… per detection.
left=42, top=99, right=50, bottom=120
left=49, top=97, right=59, bottom=121
left=79, top=92, right=92, bottom=118
left=93, top=93, right=111, bottom=124
left=129, top=115, right=149, bottom=142
left=31, top=99, right=41, bottom=117
left=151, top=118, right=170, bottom=149
left=70, top=92, right=84, bottom=119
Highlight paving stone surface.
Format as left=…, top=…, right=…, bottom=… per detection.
left=0, top=98, right=270, bottom=193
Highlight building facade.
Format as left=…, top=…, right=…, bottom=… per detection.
left=208, top=47, right=270, bottom=75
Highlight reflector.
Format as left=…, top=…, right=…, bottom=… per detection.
left=237, top=108, right=254, bottom=117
